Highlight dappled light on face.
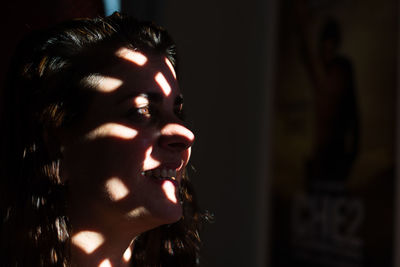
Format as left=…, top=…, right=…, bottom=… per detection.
left=123, top=247, right=132, bottom=262
left=165, top=58, right=176, bottom=79
left=86, top=123, right=138, bottom=140
left=83, top=74, right=123, bottom=93
left=71, top=231, right=105, bottom=254
left=126, top=206, right=148, bottom=219
left=105, top=177, right=129, bottom=201
left=116, top=47, right=147, bottom=66
left=155, top=72, right=171, bottom=96
left=162, top=180, right=177, bottom=203
left=142, top=146, right=161, bottom=170
left=99, top=258, right=112, bottom=267
left=134, top=95, right=149, bottom=106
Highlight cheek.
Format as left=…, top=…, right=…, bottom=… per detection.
left=63, top=140, right=148, bottom=207
left=104, top=177, right=130, bottom=201
left=62, top=124, right=161, bottom=206
left=63, top=137, right=152, bottom=187
left=142, top=145, right=161, bottom=170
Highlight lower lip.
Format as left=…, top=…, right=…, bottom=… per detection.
left=145, top=175, right=180, bottom=204
left=146, top=175, right=179, bottom=187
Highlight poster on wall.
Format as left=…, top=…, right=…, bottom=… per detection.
left=270, top=0, right=398, bottom=266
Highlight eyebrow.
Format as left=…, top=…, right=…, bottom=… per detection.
left=118, top=92, right=184, bottom=105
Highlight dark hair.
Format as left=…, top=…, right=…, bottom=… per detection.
left=0, top=12, right=206, bottom=267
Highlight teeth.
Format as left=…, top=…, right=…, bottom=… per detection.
left=142, top=170, right=153, bottom=177
left=143, top=168, right=177, bottom=180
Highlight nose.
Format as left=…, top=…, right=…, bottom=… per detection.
left=158, top=123, right=195, bottom=152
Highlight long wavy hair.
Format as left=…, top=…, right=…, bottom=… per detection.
left=0, top=12, right=206, bottom=267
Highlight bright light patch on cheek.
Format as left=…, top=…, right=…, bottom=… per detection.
left=162, top=180, right=177, bottom=203
left=165, top=58, right=176, bottom=79
left=116, top=47, right=147, bottom=66
left=99, top=259, right=112, bottom=267
left=86, top=123, right=138, bottom=140
left=71, top=231, right=105, bottom=254
left=105, top=177, right=129, bottom=201
left=155, top=72, right=171, bottom=96
left=142, top=146, right=161, bottom=170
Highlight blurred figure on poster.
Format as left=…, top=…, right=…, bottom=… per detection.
left=297, top=1, right=359, bottom=192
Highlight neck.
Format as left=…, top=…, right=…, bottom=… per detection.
left=68, top=204, right=162, bottom=267
left=70, top=223, right=135, bottom=267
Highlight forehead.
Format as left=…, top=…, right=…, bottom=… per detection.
left=80, top=47, right=178, bottom=98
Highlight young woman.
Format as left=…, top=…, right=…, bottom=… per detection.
left=0, top=12, right=206, bottom=267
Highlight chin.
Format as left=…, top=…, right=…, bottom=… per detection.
left=153, top=201, right=183, bottom=225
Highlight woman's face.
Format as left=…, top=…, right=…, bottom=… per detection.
left=61, top=47, right=194, bottom=229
